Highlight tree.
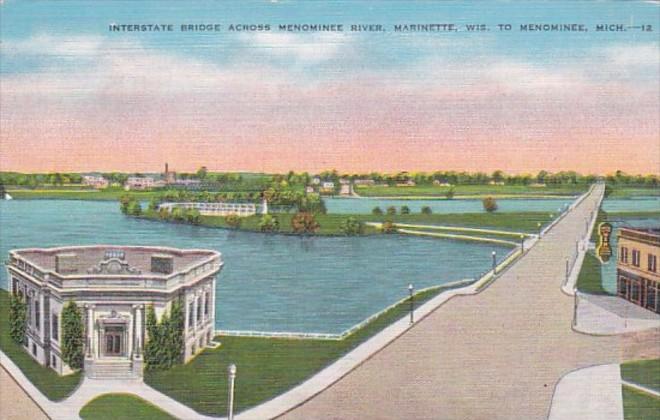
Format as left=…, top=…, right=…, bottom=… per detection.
left=291, top=212, right=320, bottom=234
left=9, top=294, right=27, bottom=344
left=259, top=214, right=280, bottom=233
left=225, top=214, right=242, bottom=229
left=127, top=200, right=142, bottom=216
left=340, top=217, right=364, bottom=236
left=148, top=198, right=160, bottom=212
left=482, top=197, right=498, bottom=212
left=196, top=166, right=208, bottom=180
left=400, top=206, right=411, bottom=215
left=61, top=301, right=84, bottom=370
left=144, top=302, right=185, bottom=370
left=372, top=206, right=383, bottom=215
left=446, top=187, right=455, bottom=199
left=185, top=209, right=201, bottom=224
left=386, top=206, right=397, bottom=215
left=421, top=206, right=432, bottom=215
left=381, top=220, right=396, bottom=234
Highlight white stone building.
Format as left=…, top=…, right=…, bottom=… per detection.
left=7, top=245, right=222, bottom=378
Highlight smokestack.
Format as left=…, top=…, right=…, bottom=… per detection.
left=165, top=162, right=169, bottom=175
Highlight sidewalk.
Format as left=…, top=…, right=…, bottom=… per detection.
left=574, top=293, right=660, bottom=335
left=548, top=364, right=623, bottom=420
left=0, top=348, right=216, bottom=420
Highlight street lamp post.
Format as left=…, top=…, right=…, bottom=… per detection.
left=537, top=222, right=542, bottom=237
left=408, top=283, right=414, bottom=325
left=520, top=234, right=525, bottom=252
left=492, top=251, right=497, bottom=274
left=228, top=364, right=237, bottom=420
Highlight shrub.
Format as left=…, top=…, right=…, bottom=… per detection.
left=158, top=207, right=170, bottom=220
left=126, top=200, right=142, bottom=216
left=421, top=206, right=432, bottom=215
left=148, top=198, right=160, bottom=212
left=482, top=196, right=498, bottom=212
left=386, top=206, right=397, bottom=215
left=225, top=214, right=242, bottom=229
left=9, top=293, right=27, bottom=345
left=446, top=187, right=455, bottom=199
left=372, top=206, right=383, bottom=215
left=185, top=209, right=201, bottom=225
left=62, top=301, right=84, bottom=370
left=259, top=214, right=280, bottom=233
left=400, top=206, right=411, bottom=215
left=382, top=220, right=396, bottom=234
left=291, top=212, right=320, bottom=234
left=340, top=217, right=364, bottom=236
left=144, top=302, right=185, bottom=370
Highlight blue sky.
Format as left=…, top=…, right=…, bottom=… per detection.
left=1, top=1, right=658, bottom=173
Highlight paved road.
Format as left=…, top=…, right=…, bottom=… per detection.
left=282, top=184, right=644, bottom=420
left=0, top=367, right=48, bottom=420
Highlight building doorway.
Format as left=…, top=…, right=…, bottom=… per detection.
left=104, top=326, right=124, bottom=356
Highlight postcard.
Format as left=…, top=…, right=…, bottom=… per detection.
left=0, top=1, right=658, bottom=419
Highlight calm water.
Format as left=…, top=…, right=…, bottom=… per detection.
left=601, top=197, right=659, bottom=213
left=325, top=197, right=574, bottom=214
left=0, top=200, right=509, bottom=333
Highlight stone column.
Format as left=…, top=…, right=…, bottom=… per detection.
left=193, top=293, right=198, bottom=331
left=135, top=305, right=143, bottom=357
left=86, top=305, right=94, bottom=358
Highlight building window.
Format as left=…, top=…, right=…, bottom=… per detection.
left=35, top=300, right=41, bottom=332
left=12, top=278, right=18, bottom=295
left=620, top=247, right=628, bottom=263
left=32, top=344, right=37, bottom=356
left=188, top=304, right=194, bottom=328
left=52, top=356, right=57, bottom=368
left=648, top=254, right=657, bottom=273
left=204, top=293, right=209, bottom=316
left=196, top=298, right=201, bottom=322
left=618, top=277, right=627, bottom=296
left=52, top=314, right=59, bottom=341
left=631, top=282, right=640, bottom=301
left=632, top=249, right=641, bottom=267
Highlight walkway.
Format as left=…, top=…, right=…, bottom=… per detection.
left=0, top=366, right=48, bottom=420
left=280, top=184, right=637, bottom=419
left=574, top=293, right=660, bottom=335
left=548, top=364, right=624, bottom=420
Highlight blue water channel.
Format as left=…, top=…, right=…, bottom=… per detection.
left=0, top=200, right=512, bottom=334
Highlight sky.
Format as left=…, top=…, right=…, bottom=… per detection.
left=1, top=0, right=659, bottom=174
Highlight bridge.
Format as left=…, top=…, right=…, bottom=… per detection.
left=279, top=183, right=657, bottom=419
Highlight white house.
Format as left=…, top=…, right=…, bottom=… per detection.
left=7, top=245, right=222, bottom=378
left=124, top=176, right=156, bottom=190
left=82, top=175, right=109, bottom=189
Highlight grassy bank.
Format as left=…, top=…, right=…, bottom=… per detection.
left=576, top=252, right=610, bottom=295
left=355, top=184, right=586, bottom=198
left=606, top=186, right=660, bottom=198
left=79, top=393, right=176, bottom=420
left=7, top=188, right=160, bottom=201
left=145, top=286, right=449, bottom=416
left=139, top=210, right=557, bottom=236
left=621, top=359, right=660, bottom=392
left=0, top=290, right=82, bottom=400
left=622, top=386, right=660, bottom=420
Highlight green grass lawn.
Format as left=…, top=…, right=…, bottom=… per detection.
left=141, top=211, right=555, bottom=236
left=79, top=393, right=177, bottom=420
left=576, top=252, right=610, bottom=295
left=621, top=359, right=660, bottom=392
left=607, top=186, right=660, bottom=198
left=0, top=290, right=82, bottom=400
left=145, top=286, right=451, bottom=416
left=622, top=386, right=660, bottom=420
left=7, top=188, right=161, bottom=201
left=355, top=184, right=587, bottom=197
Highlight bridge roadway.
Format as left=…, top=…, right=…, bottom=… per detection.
left=281, top=184, right=654, bottom=419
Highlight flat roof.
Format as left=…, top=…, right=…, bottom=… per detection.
left=11, top=245, right=220, bottom=277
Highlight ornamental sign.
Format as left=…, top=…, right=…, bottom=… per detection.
left=596, top=222, right=613, bottom=263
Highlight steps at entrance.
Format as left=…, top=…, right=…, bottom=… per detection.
left=86, top=359, right=137, bottom=379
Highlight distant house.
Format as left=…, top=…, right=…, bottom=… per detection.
left=124, top=176, right=156, bottom=190
left=488, top=181, right=505, bottom=186
left=529, top=183, right=547, bottom=188
left=433, top=180, right=452, bottom=187
left=354, top=179, right=375, bottom=186
left=340, top=184, right=352, bottom=195
left=305, top=186, right=315, bottom=194
left=82, top=175, right=109, bottom=189
left=320, top=181, right=335, bottom=194
left=396, top=180, right=416, bottom=187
